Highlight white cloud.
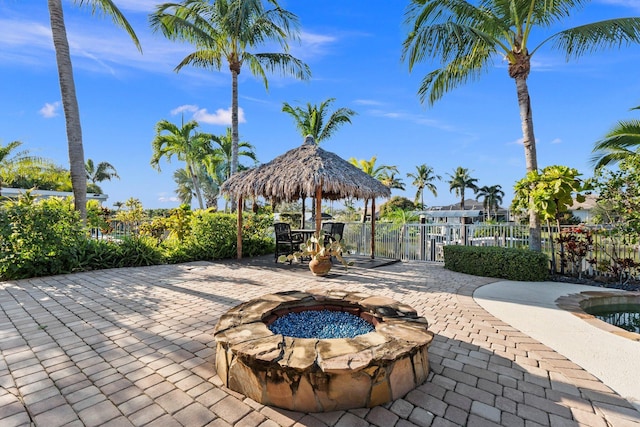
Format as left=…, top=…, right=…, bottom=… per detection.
left=354, top=99, right=383, bottom=106
left=509, top=137, right=524, bottom=146
left=39, top=102, right=61, bottom=118
left=290, top=31, right=338, bottom=60
left=171, top=105, right=246, bottom=125
left=157, top=193, right=180, bottom=203
left=171, top=105, right=199, bottom=115
left=551, top=138, right=562, bottom=144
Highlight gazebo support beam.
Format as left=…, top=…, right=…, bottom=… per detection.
left=371, top=198, right=376, bottom=259
left=236, top=196, right=243, bottom=259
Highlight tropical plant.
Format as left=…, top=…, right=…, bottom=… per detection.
left=348, top=156, right=399, bottom=223
left=476, top=184, right=505, bottom=221
left=0, top=141, right=47, bottom=193
left=47, top=0, right=141, bottom=220
left=85, top=159, right=119, bottom=185
left=150, top=0, right=310, bottom=183
left=282, top=97, right=356, bottom=225
left=207, top=127, right=258, bottom=181
left=151, top=119, right=215, bottom=209
left=591, top=106, right=640, bottom=170
left=447, top=167, right=478, bottom=210
left=402, top=0, right=640, bottom=251
left=407, top=163, right=440, bottom=209
left=511, top=165, right=589, bottom=272
left=282, top=98, right=357, bottom=143
left=277, top=230, right=353, bottom=270
left=379, top=171, right=406, bottom=196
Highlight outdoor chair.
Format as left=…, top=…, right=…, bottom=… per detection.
left=274, top=222, right=304, bottom=262
left=322, top=222, right=345, bottom=246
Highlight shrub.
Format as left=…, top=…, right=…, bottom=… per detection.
left=0, top=196, right=87, bottom=279
left=444, top=245, right=549, bottom=281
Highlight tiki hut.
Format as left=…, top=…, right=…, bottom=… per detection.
left=221, top=135, right=391, bottom=259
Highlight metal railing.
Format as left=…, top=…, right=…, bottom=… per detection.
left=341, top=222, right=640, bottom=278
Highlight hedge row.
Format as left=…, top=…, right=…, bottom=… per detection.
left=443, top=245, right=549, bottom=281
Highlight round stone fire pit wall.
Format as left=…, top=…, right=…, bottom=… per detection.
left=213, top=289, right=434, bottom=412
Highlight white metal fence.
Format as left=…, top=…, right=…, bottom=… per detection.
left=342, top=222, right=536, bottom=262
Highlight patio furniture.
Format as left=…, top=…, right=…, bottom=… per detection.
left=274, top=222, right=304, bottom=262
left=322, top=222, right=345, bottom=245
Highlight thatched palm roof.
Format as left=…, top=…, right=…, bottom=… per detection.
left=220, top=136, right=391, bottom=202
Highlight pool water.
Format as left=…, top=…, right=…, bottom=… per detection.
left=268, top=309, right=375, bottom=339
left=585, top=304, right=640, bottom=334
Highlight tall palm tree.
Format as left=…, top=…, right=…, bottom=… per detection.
left=282, top=98, right=357, bottom=143
left=151, top=119, right=215, bottom=210
left=407, top=163, right=441, bottom=210
left=85, top=159, right=119, bottom=185
left=402, top=0, right=640, bottom=251
left=591, top=106, right=640, bottom=170
left=349, top=156, right=398, bottom=223
left=476, top=184, right=505, bottom=221
left=282, top=97, right=357, bottom=224
left=47, top=0, right=140, bottom=220
left=447, top=167, right=478, bottom=210
left=150, top=0, right=310, bottom=183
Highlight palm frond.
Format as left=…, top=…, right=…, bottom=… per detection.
left=550, top=18, right=640, bottom=59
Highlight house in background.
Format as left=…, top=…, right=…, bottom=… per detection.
left=568, top=194, right=598, bottom=223
left=0, top=188, right=108, bottom=204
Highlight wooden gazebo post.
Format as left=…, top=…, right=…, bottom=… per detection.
left=236, top=196, right=243, bottom=259
left=370, top=198, right=376, bottom=260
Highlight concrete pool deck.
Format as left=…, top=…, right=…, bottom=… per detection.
left=0, top=257, right=639, bottom=426
left=474, top=281, right=640, bottom=413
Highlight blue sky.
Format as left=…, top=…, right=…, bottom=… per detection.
left=2, top=0, right=640, bottom=211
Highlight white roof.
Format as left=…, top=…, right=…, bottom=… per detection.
left=0, top=188, right=108, bottom=202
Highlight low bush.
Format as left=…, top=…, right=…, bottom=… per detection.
left=444, top=245, right=549, bottom=281
left=0, top=196, right=275, bottom=280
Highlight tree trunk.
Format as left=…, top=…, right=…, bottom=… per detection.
left=229, top=69, right=239, bottom=212
left=514, top=75, right=541, bottom=251
left=188, top=163, right=204, bottom=209
left=361, top=198, right=369, bottom=223
left=48, top=0, right=87, bottom=220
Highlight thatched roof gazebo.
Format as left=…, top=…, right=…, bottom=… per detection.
left=220, top=135, right=391, bottom=259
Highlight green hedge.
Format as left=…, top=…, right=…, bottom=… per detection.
left=443, top=245, right=549, bottom=281
left=0, top=197, right=274, bottom=280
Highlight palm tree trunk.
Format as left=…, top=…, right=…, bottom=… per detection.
left=361, top=198, right=368, bottom=223
left=515, top=75, right=542, bottom=251
left=231, top=70, right=239, bottom=176
left=48, top=0, right=87, bottom=220
left=187, top=163, right=204, bottom=209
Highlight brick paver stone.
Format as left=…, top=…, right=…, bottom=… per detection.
left=0, top=259, right=638, bottom=427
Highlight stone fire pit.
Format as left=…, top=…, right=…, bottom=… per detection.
left=213, top=289, right=434, bottom=412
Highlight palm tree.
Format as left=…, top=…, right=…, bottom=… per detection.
left=407, top=164, right=441, bottom=210
left=151, top=119, right=215, bottom=210
left=207, top=128, right=258, bottom=181
left=447, top=167, right=478, bottom=210
left=85, top=159, right=119, bottom=185
left=591, top=106, right=640, bottom=170
left=0, top=141, right=47, bottom=194
left=282, top=98, right=357, bottom=143
left=48, top=0, right=140, bottom=220
left=150, top=0, right=310, bottom=183
left=282, top=97, right=357, bottom=224
left=476, top=185, right=505, bottom=221
left=402, top=0, right=640, bottom=251
left=379, top=172, right=406, bottom=199
left=348, top=156, right=398, bottom=223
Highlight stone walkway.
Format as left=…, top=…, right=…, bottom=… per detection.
left=0, top=258, right=639, bottom=427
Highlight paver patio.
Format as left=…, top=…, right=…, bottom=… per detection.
left=1, top=257, right=639, bottom=426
